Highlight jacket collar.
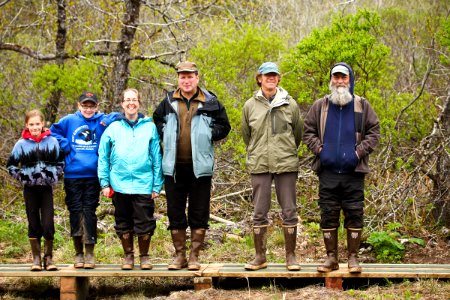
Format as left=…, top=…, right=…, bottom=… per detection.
left=173, top=88, right=206, bottom=103
left=256, top=87, right=290, bottom=108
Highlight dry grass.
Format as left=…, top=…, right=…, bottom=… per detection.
left=1, top=277, right=449, bottom=299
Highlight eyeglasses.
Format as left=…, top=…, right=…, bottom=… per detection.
left=81, top=104, right=97, bottom=110
left=123, top=98, right=139, bottom=103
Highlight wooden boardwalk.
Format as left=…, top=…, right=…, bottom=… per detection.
left=1, top=263, right=449, bottom=299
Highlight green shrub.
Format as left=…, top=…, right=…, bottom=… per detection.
left=367, top=223, right=425, bottom=263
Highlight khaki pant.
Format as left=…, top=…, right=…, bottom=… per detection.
left=251, top=172, right=298, bottom=226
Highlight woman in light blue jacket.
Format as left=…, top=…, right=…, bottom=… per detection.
left=98, top=88, right=163, bottom=270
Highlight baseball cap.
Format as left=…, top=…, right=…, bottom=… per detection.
left=331, top=65, right=350, bottom=76
left=79, top=92, right=98, bottom=104
left=258, top=62, right=280, bottom=75
left=176, top=61, right=198, bottom=73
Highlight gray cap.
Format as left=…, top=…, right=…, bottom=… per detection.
left=331, top=65, right=349, bottom=75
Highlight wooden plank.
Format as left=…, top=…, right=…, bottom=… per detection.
left=200, top=264, right=450, bottom=279
left=0, top=264, right=449, bottom=279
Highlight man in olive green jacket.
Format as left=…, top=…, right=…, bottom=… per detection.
left=242, top=62, right=303, bottom=271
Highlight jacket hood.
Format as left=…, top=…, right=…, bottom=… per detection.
left=116, top=112, right=146, bottom=121
left=21, top=128, right=51, bottom=142
left=330, top=62, right=355, bottom=95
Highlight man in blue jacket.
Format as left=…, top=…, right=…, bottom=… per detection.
left=153, top=61, right=231, bottom=271
left=50, top=92, right=118, bottom=269
left=303, top=63, right=380, bottom=273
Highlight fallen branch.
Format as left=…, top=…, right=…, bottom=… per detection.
left=211, top=188, right=253, bottom=201
left=209, top=214, right=236, bottom=226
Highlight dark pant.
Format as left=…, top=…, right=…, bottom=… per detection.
left=318, top=170, right=365, bottom=229
left=23, top=185, right=54, bottom=240
left=165, top=163, right=211, bottom=230
left=112, top=192, right=156, bottom=236
left=64, top=178, right=100, bottom=244
left=251, top=172, right=299, bottom=226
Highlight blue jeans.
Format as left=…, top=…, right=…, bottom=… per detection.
left=64, top=178, right=100, bottom=244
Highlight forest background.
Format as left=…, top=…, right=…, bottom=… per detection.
left=0, top=0, right=449, bottom=299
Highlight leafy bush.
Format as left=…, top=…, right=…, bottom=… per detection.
left=0, top=220, right=28, bottom=260
left=367, top=222, right=425, bottom=263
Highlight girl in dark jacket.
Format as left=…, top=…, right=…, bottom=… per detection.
left=6, top=109, right=64, bottom=271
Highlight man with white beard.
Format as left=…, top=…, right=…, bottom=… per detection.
left=303, top=63, right=380, bottom=273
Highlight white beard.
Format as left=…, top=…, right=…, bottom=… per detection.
left=329, top=83, right=353, bottom=106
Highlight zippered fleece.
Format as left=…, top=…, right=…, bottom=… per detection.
left=303, top=95, right=380, bottom=174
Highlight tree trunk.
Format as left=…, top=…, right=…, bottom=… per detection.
left=108, top=0, right=141, bottom=111
left=44, top=0, right=66, bottom=124
left=432, top=93, right=450, bottom=227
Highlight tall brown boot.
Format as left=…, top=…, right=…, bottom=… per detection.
left=187, top=228, right=206, bottom=271
left=283, top=225, right=301, bottom=271
left=84, top=244, right=95, bottom=269
left=138, top=233, right=152, bottom=270
left=347, top=228, right=362, bottom=273
left=317, top=228, right=339, bottom=272
left=244, top=225, right=268, bottom=271
left=29, top=238, right=42, bottom=271
left=43, top=240, right=57, bottom=271
left=168, top=229, right=188, bottom=270
left=73, top=236, right=84, bottom=268
left=120, top=232, right=134, bottom=270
